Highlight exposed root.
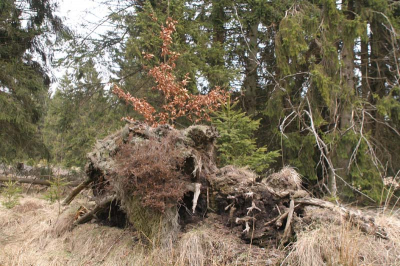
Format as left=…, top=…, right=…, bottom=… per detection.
left=192, top=183, right=201, bottom=213
left=62, top=177, right=93, bottom=206
left=281, top=200, right=294, bottom=244
left=264, top=204, right=301, bottom=228
left=246, top=201, right=261, bottom=215
left=235, top=216, right=256, bottom=235
left=74, top=196, right=116, bottom=226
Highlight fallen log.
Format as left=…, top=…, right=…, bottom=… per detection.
left=294, top=197, right=388, bottom=239
left=0, top=176, right=82, bottom=187
left=0, top=176, right=51, bottom=186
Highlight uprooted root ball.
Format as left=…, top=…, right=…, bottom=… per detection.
left=115, top=133, right=188, bottom=213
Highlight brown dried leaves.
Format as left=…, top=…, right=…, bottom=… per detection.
left=113, top=17, right=228, bottom=126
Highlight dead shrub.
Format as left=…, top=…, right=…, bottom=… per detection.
left=115, top=132, right=188, bottom=213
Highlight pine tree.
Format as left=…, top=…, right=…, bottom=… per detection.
left=45, top=0, right=400, bottom=203
left=106, top=1, right=235, bottom=105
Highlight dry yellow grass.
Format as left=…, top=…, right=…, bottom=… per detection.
left=264, top=166, right=302, bottom=192
left=2, top=193, right=399, bottom=266
left=0, top=194, right=280, bottom=266
left=175, top=221, right=278, bottom=266
left=282, top=212, right=400, bottom=266
left=0, top=195, right=141, bottom=266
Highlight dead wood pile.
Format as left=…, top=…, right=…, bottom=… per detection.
left=64, top=122, right=389, bottom=247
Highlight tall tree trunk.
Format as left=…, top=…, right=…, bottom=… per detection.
left=243, top=21, right=259, bottom=115
left=360, top=30, right=374, bottom=134
left=361, top=38, right=370, bottom=100
left=330, top=0, right=356, bottom=197
left=370, top=18, right=387, bottom=139
left=208, top=0, right=227, bottom=88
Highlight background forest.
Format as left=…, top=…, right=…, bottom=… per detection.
left=2, top=0, right=400, bottom=203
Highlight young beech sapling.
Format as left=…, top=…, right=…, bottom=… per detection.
left=113, top=17, right=228, bottom=126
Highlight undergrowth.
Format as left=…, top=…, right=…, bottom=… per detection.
left=44, top=176, right=69, bottom=215
left=1, top=179, right=21, bottom=209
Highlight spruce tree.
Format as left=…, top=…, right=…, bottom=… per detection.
left=266, top=0, right=400, bottom=201
left=0, top=0, right=68, bottom=161
left=212, top=97, right=279, bottom=173
left=44, top=60, right=122, bottom=167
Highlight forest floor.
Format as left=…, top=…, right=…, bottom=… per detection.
left=1, top=191, right=400, bottom=266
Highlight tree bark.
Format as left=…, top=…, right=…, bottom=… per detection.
left=207, top=0, right=227, bottom=88
left=330, top=0, right=356, bottom=197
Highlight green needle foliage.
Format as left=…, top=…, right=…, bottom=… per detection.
left=0, top=0, right=69, bottom=161
left=44, top=176, right=68, bottom=203
left=43, top=60, right=123, bottom=168
left=2, top=0, right=400, bottom=204
left=1, top=179, right=22, bottom=209
left=213, top=97, right=279, bottom=174
left=44, top=176, right=68, bottom=215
